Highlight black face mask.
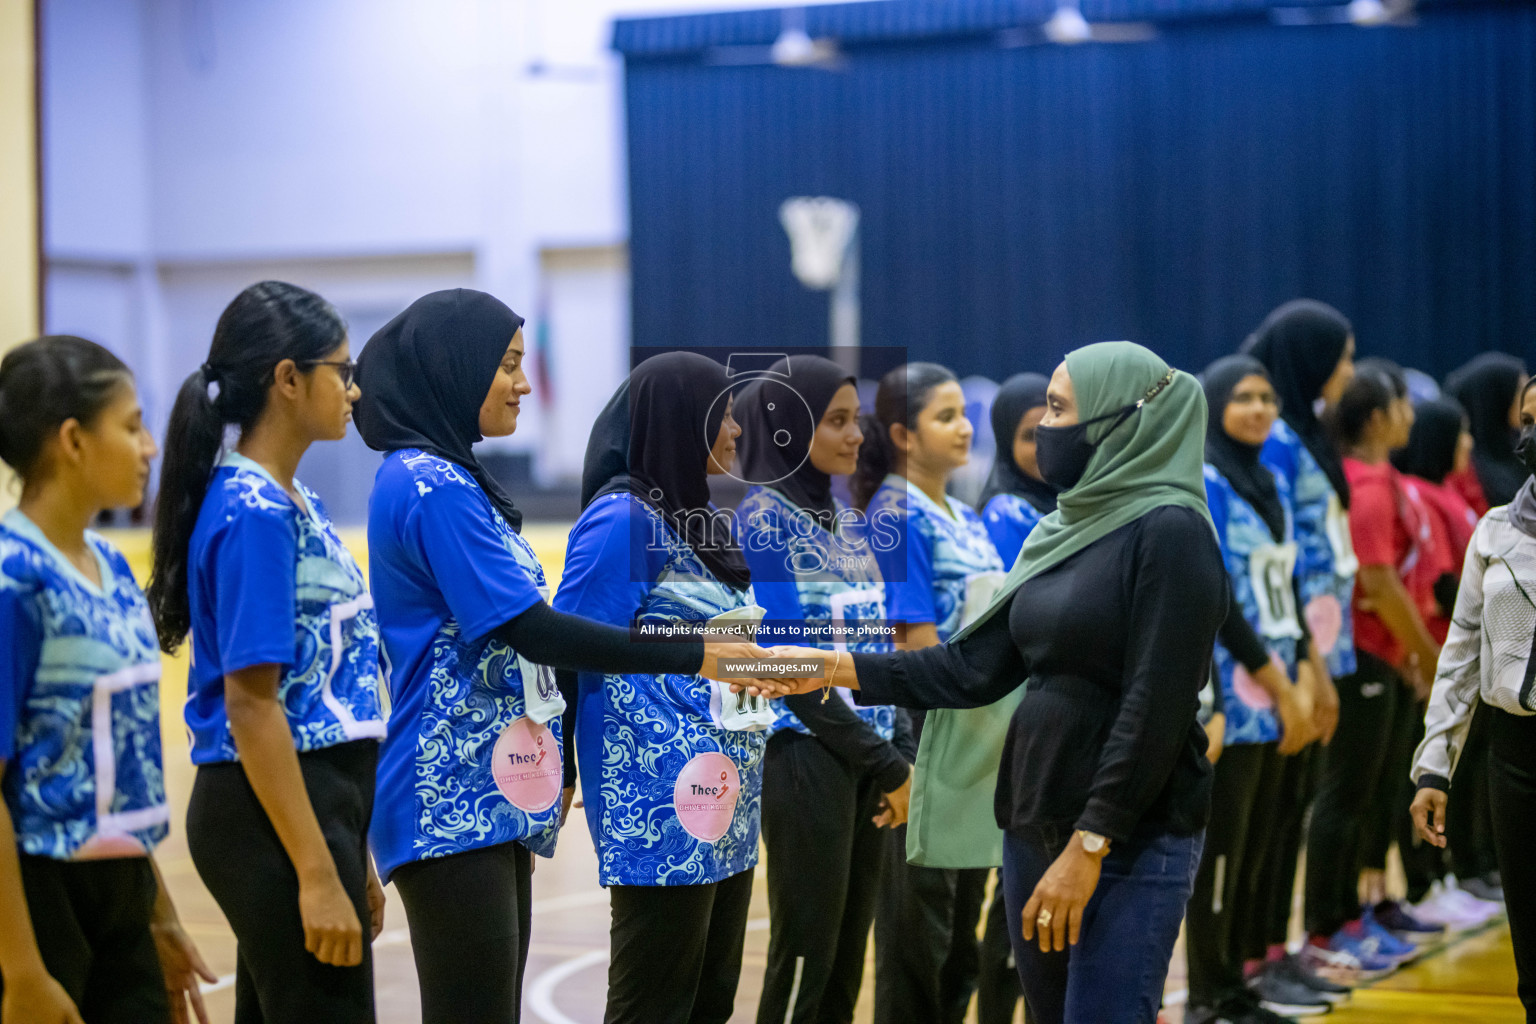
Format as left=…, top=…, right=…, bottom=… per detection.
left=1516, top=425, right=1536, bottom=473
left=1034, top=403, right=1140, bottom=491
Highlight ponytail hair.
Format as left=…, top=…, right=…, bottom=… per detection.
left=148, top=281, right=346, bottom=653
left=0, top=335, right=133, bottom=482
left=1330, top=357, right=1405, bottom=450
left=850, top=361, right=958, bottom=511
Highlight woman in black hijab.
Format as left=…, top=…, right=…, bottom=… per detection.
left=1444, top=352, right=1530, bottom=509
left=732, top=355, right=919, bottom=1024
left=977, top=373, right=1059, bottom=568
left=356, top=294, right=765, bottom=1024
left=555, top=351, right=772, bottom=1024
left=1241, top=299, right=1356, bottom=507
left=1238, top=301, right=1355, bottom=1000
left=1187, top=356, right=1336, bottom=1021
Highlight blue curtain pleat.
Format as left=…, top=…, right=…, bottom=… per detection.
left=622, top=3, right=1536, bottom=378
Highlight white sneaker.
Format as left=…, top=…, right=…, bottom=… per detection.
left=1443, top=886, right=1503, bottom=922
left=1412, top=885, right=1490, bottom=932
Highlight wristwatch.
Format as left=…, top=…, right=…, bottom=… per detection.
left=1076, top=829, right=1109, bottom=855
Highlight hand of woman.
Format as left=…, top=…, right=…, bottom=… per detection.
left=1410, top=787, right=1449, bottom=849
left=873, top=769, right=913, bottom=828
left=150, top=921, right=216, bottom=1024
left=298, top=871, right=364, bottom=967
left=1271, top=675, right=1316, bottom=756
left=725, top=645, right=831, bottom=698
left=365, top=862, right=387, bottom=940
left=1204, top=712, right=1226, bottom=764
left=1298, top=660, right=1340, bottom=745
left=1, top=968, right=84, bottom=1024
left=699, top=641, right=774, bottom=684
left=1020, top=836, right=1105, bottom=952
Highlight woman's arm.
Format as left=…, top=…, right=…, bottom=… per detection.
left=225, top=665, right=363, bottom=968
left=758, top=600, right=1027, bottom=709
left=148, top=857, right=216, bottom=1024
left=495, top=604, right=704, bottom=677
left=1356, top=565, right=1440, bottom=698
left=1409, top=534, right=1489, bottom=846
left=780, top=692, right=911, bottom=794
left=1216, top=577, right=1314, bottom=754
left=0, top=793, right=82, bottom=1024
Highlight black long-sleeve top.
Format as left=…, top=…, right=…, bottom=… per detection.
left=851, top=505, right=1227, bottom=844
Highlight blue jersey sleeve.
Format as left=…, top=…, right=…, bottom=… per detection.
left=409, top=482, right=543, bottom=644
left=885, top=515, right=937, bottom=625
left=1204, top=469, right=1230, bottom=548
left=210, top=510, right=298, bottom=674
left=738, top=504, right=808, bottom=646
left=0, top=586, right=41, bottom=761
left=981, top=495, right=1036, bottom=568
left=551, top=497, right=657, bottom=629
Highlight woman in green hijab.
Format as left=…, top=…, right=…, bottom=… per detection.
left=750, top=342, right=1227, bottom=1024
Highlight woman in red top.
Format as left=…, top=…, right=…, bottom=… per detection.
left=1304, top=361, right=1447, bottom=971
left=1389, top=394, right=1486, bottom=913
left=1393, top=397, right=1480, bottom=641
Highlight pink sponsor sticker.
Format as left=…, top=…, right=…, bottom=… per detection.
left=492, top=718, right=562, bottom=813
left=673, top=752, right=740, bottom=843
left=1232, top=662, right=1277, bottom=710
left=1304, top=595, right=1343, bottom=656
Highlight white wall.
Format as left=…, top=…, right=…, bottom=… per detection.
left=42, top=0, right=869, bottom=519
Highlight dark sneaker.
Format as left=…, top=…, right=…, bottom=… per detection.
left=1249, top=972, right=1333, bottom=1017
left=1271, top=953, right=1352, bottom=1003
left=1228, top=989, right=1301, bottom=1024
left=1372, top=899, right=1446, bottom=942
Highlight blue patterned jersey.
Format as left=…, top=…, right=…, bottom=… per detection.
left=555, top=493, right=766, bottom=887
left=864, top=475, right=1006, bottom=642
left=368, top=451, right=562, bottom=882
left=1258, top=422, right=1358, bottom=678
left=186, top=453, right=385, bottom=764
left=1204, top=465, right=1304, bottom=746
left=737, top=486, right=895, bottom=740
left=0, top=511, right=167, bottom=859
left=980, top=492, right=1047, bottom=569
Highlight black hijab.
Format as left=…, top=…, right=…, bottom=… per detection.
left=977, top=373, right=1058, bottom=514
left=354, top=288, right=525, bottom=532
left=581, top=351, right=752, bottom=591
left=1391, top=397, right=1465, bottom=485
left=1201, top=355, right=1286, bottom=542
left=1444, top=352, right=1529, bottom=506
left=1241, top=299, right=1353, bottom=507
left=734, top=355, right=856, bottom=532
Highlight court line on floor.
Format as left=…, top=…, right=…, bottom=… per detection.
left=527, top=918, right=771, bottom=1024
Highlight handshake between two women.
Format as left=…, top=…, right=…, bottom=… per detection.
left=697, top=641, right=854, bottom=701
left=696, top=641, right=910, bottom=828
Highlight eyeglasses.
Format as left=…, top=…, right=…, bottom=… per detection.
left=299, top=359, right=358, bottom=389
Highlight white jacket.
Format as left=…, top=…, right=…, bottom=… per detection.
left=1411, top=505, right=1536, bottom=790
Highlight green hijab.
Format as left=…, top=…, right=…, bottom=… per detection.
left=906, top=341, right=1212, bottom=868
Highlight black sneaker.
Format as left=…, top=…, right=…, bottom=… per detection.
left=1273, top=952, right=1352, bottom=1002
left=1248, top=971, right=1333, bottom=1017
left=1185, top=994, right=1296, bottom=1024
left=1227, top=989, right=1300, bottom=1024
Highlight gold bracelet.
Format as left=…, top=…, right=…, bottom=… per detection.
left=822, top=651, right=841, bottom=703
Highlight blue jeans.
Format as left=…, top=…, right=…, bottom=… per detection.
left=1001, top=825, right=1204, bottom=1024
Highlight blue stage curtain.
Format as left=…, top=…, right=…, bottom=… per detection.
left=618, top=1, right=1535, bottom=378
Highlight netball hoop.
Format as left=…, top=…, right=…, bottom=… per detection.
left=779, top=196, right=861, bottom=371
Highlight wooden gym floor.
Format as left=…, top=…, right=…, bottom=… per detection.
left=106, top=526, right=1524, bottom=1024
